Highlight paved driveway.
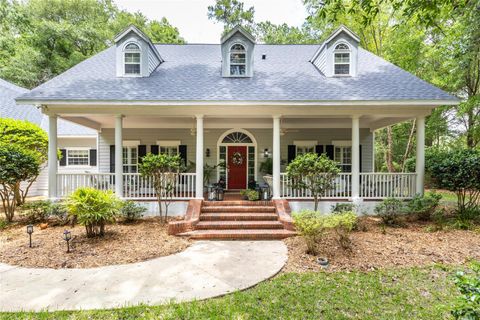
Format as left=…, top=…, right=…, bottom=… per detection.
left=0, top=241, right=287, bottom=311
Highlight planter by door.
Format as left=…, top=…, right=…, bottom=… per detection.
left=228, top=146, right=247, bottom=189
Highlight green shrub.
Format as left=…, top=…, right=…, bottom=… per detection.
left=121, top=201, right=147, bottom=222
left=331, top=203, right=355, bottom=214
left=0, top=218, right=7, bottom=230
left=293, top=210, right=358, bottom=254
left=323, top=212, right=357, bottom=249
left=451, top=261, right=480, bottom=319
left=49, top=202, right=69, bottom=225
left=292, top=210, right=326, bottom=255
left=66, top=188, right=121, bottom=237
left=22, top=200, right=52, bottom=223
left=247, top=189, right=259, bottom=201
left=427, top=148, right=480, bottom=218
left=406, top=192, right=442, bottom=221
left=374, top=198, right=405, bottom=226
left=287, top=153, right=340, bottom=211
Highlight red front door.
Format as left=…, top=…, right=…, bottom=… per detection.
left=227, top=146, right=247, bottom=189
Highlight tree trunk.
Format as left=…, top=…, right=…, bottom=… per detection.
left=401, top=119, right=416, bottom=172
left=386, top=126, right=395, bottom=172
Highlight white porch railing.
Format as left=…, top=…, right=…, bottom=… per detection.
left=122, top=173, right=196, bottom=199
left=280, top=172, right=417, bottom=199
left=360, top=172, right=417, bottom=199
left=57, top=173, right=196, bottom=199
left=280, top=173, right=352, bottom=199
left=57, top=173, right=115, bottom=197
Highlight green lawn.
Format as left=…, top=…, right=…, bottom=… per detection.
left=1, top=266, right=460, bottom=320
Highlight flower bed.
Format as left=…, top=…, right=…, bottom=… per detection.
left=0, top=217, right=190, bottom=268
left=284, top=217, right=480, bottom=273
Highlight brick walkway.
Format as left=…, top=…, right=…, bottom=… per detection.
left=0, top=241, right=287, bottom=312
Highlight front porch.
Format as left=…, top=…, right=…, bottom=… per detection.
left=45, top=107, right=426, bottom=203
left=49, top=115, right=425, bottom=201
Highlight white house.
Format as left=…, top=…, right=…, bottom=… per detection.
left=0, top=78, right=97, bottom=197
left=15, top=25, right=458, bottom=237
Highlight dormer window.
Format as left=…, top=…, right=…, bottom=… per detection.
left=334, top=43, right=351, bottom=75
left=229, top=44, right=247, bottom=76
left=124, top=43, right=141, bottom=75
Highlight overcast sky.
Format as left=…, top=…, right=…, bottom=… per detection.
left=114, top=0, right=308, bottom=43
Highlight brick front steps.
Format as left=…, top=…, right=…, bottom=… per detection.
left=176, top=200, right=296, bottom=240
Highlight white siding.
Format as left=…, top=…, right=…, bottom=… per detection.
left=29, top=137, right=97, bottom=197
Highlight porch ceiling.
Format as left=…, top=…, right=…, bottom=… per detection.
left=58, top=114, right=413, bottom=131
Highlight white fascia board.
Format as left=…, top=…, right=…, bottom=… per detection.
left=16, top=99, right=460, bottom=106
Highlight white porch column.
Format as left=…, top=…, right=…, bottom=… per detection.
left=48, top=114, right=58, bottom=199
left=115, top=115, right=123, bottom=197
left=195, top=115, right=204, bottom=199
left=351, top=116, right=360, bottom=199
left=272, top=115, right=281, bottom=199
left=415, top=116, right=425, bottom=196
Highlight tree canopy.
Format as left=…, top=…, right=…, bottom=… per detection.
left=0, top=0, right=184, bottom=88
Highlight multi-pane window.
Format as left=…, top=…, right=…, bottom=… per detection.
left=67, top=149, right=89, bottom=166
left=123, top=146, right=138, bottom=173
left=296, top=146, right=315, bottom=156
left=334, top=43, right=350, bottom=75
left=230, top=44, right=246, bottom=76
left=124, top=43, right=141, bottom=75
left=335, top=146, right=352, bottom=172
left=160, top=146, right=178, bottom=156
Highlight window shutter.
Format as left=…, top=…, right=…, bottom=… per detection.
left=359, top=145, right=362, bottom=172
left=151, top=145, right=159, bottom=155
left=109, top=145, right=115, bottom=173
left=325, top=145, right=334, bottom=160
left=179, top=145, right=187, bottom=166
left=89, top=149, right=97, bottom=166
left=138, top=145, right=147, bottom=163
left=315, top=145, right=324, bottom=155
left=287, top=145, right=296, bottom=163
left=59, top=149, right=67, bottom=166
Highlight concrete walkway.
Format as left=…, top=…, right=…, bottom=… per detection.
left=0, top=241, right=287, bottom=312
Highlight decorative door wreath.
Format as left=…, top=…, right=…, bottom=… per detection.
left=231, top=152, right=244, bottom=166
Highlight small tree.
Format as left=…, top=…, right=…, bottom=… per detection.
left=286, top=153, right=340, bottom=211
left=139, top=153, right=181, bottom=222
left=66, top=188, right=121, bottom=237
left=0, top=118, right=48, bottom=205
left=427, top=149, right=480, bottom=217
left=0, top=145, right=40, bottom=222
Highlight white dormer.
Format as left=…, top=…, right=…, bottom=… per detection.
left=311, top=25, right=360, bottom=77
left=221, top=26, right=255, bottom=78
left=114, top=25, right=163, bottom=77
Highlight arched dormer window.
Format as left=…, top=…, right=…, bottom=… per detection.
left=124, top=42, right=141, bottom=75
left=333, top=43, right=351, bottom=75
left=229, top=43, right=246, bottom=76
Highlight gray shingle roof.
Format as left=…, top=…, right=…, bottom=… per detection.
left=0, top=78, right=96, bottom=136
left=17, top=44, right=456, bottom=102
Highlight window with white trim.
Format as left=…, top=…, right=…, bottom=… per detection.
left=334, top=43, right=351, bottom=75
left=157, top=141, right=180, bottom=156
left=294, top=141, right=317, bottom=156
left=229, top=43, right=246, bottom=76
left=123, top=146, right=138, bottom=173
left=334, top=146, right=352, bottom=172
left=124, top=43, right=141, bottom=75
left=67, top=149, right=89, bottom=166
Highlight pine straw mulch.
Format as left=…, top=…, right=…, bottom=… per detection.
left=0, top=217, right=191, bottom=269
left=283, top=217, right=480, bottom=273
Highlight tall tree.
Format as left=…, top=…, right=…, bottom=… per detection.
left=207, top=0, right=255, bottom=34
left=0, top=0, right=184, bottom=88
left=307, top=0, right=480, bottom=149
